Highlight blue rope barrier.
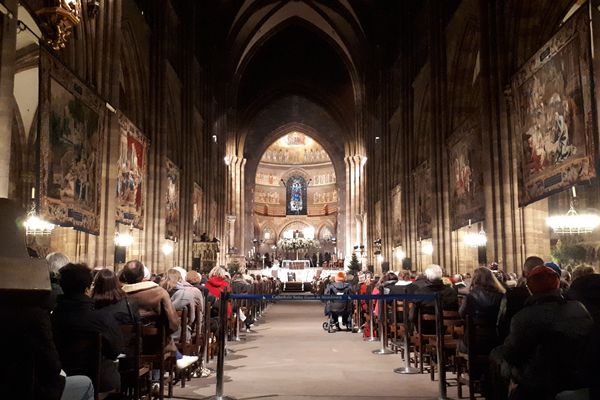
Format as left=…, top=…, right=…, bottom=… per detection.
left=229, top=293, right=437, bottom=302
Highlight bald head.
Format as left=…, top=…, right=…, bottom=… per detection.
left=523, top=256, right=544, bottom=277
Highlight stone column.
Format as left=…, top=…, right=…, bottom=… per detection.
left=226, top=214, right=236, bottom=255
left=0, top=0, right=17, bottom=197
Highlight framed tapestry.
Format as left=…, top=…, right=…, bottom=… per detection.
left=413, top=161, right=432, bottom=239
left=39, top=49, right=105, bottom=234
left=165, top=158, right=180, bottom=240
left=448, top=119, right=485, bottom=230
left=391, top=184, right=402, bottom=246
left=116, top=112, right=148, bottom=229
left=512, top=9, right=596, bottom=206
left=193, top=183, right=204, bottom=242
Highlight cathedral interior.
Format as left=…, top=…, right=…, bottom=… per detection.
left=1, top=0, right=600, bottom=399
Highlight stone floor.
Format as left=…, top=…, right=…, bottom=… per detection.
left=172, top=300, right=444, bottom=400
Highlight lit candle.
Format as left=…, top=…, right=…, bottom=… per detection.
left=31, top=187, right=35, bottom=199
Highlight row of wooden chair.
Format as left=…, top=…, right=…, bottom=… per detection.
left=363, top=297, right=488, bottom=400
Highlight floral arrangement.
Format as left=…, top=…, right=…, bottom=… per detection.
left=277, top=237, right=321, bottom=252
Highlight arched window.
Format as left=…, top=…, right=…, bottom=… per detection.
left=286, top=175, right=307, bottom=215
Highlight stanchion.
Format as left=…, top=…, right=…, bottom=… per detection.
left=208, top=291, right=236, bottom=400
left=394, top=299, right=419, bottom=374
left=355, top=300, right=363, bottom=333
left=366, top=298, right=377, bottom=342
left=372, top=298, right=394, bottom=355
left=435, top=294, right=448, bottom=400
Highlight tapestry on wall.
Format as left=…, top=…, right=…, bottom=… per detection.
left=116, top=113, right=148, bottom=229
left=193, top=183, right=204, bottom=242
left=391, top=184, right=402, bottom=246
left=512, top=9, right=595, bottom=206
left=413, top=161, right=432, bottom=239
left=39, top=50, right=105, bottom=234
left=165, top=159, right=180, bottom=240
left=448, top=119, right=485, bottom=230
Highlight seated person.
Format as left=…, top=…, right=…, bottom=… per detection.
left=92, top=268, right=139, bottom=326
left=120, top=260, right=179, bottom=334
left=410, top=264, right=458, bottom=334
left=52, top=263, right=124, bottom=393
left=324, top=271, right=353, bottom=331
left=494, top=266, right=594, bottom=400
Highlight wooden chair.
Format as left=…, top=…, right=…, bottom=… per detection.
left=119, top=322, right=151, bottom=399
left=456, top=316, right=497, bottom=399
left=56, top=332, right=103, bottom=400
left=424, top=311, right=464, bottom=388
left=140, top=322, right=173, bottom=400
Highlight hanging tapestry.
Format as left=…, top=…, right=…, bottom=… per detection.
left=512, top=9, right=595, bottom=206
left=116, top=112, right=148, bottom=229
left=165, top=159, right=180, bottom=240
left=391, top=184, right=402, bottom=246
left=39, top=49, right=105, bottom=234
left=193, top=183, right=204, bottom=242
left=413, top=161, right=432, bottom=239
left=448, top=119, right=485, bottom=230
left=286, top=175, right=307, bottom=215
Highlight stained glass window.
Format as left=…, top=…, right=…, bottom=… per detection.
left=286, top=176, right=307, bottom=215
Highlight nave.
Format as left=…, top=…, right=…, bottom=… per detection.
left=175, top=301, right=438, bottom=400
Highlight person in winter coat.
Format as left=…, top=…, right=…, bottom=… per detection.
left=161, top=268, right=204, bottom=341
left=495, top=266, right=594, bottom=400
left=120, top=260, right=179, bottom=334
left=92, top=268, right=139, bottom=326
left=410, top=264, right=458, bottom=334
left=324, top=271, right=354, bottom=331
left=52, top=263, right=124, bottom=393
left=205, top=266, right=232, bottom=318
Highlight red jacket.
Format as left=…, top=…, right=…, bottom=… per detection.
left=205, top=276, right=232, bottom=317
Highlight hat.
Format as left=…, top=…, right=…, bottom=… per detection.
left=335, top=271, right=346, bottom=282
left=543, top=261, right=561, bottom=278
left=527, top=266, right=560, bottom=294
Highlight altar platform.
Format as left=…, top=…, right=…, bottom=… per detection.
left=247, top=259, right=343, bottom=292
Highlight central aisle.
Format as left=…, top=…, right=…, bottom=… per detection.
left=175, top=301, right=440, bottom=400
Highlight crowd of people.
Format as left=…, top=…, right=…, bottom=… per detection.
left=11, top=245, right=279, bottom=400
left=313, top=259, right=599, bottom=400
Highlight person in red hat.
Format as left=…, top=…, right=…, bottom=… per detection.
left=494, top=266, right=594, bottom=400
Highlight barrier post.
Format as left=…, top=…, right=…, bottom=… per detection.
left=394, top=299, right=419, bottom=374
left=434, top=293, right=448, bottom=400
left=208, top=291, right=236, bottom=400
left=366, top=298, right=377, bottom=342
left=372, top=297, right=394, bottom=355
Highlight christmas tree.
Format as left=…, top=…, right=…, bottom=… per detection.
left=348, top=252, right=362, bottom=274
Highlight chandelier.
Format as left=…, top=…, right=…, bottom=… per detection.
left=464, top=220, right=487, bottom=248
left=546, top=203, right=600, bottom=234
left=23, top=202, right=55, bottom=235
left=36, top=0, right=82, bottom=50
left=421, top=242, right=433, bottom=256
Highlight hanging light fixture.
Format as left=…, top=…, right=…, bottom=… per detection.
left=464, top=219, right=487, bottom=248
left=114, top=230, right=134, bottom=247
left=546, top=187, right=600, bottom=234
left=24, top=187, right=55, bottom=235
left=421, top=242, right=434, bottom=256
left=36, top=0, right=82, bottom=50
left=162, top=241, right=174, bottom=256
left=394, top=246, right=406, bottom=261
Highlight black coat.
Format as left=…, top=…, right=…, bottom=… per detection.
left=459, top=287, right=504, bottom=354
left=499, top=292, right=594, bottom=397
left=410, top=279, right=458, bottom=334
left=325, top=281, right=353, bottom=313
left=52, top=294, right=124, bottom=392
left=0, top=302, right=65, bottom=400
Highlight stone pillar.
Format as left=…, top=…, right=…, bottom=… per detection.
left=344, top=154, right=367, bottom=265
left=226, top=214, right=236, bottom=255
left=0, top=0, right=17, bottom=197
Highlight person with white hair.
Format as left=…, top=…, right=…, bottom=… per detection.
left=409, top=264, right=459, bottom=334
left=45, top=252, right=70, bottom=310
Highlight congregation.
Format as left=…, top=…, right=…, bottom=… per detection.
left=314, top=260, right=600, bottom=400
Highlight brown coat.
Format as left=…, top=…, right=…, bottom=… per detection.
left=122, top=281, right=179, bottom=333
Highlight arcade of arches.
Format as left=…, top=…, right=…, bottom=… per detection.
left=3, top=1, right=600, bottom=399
left=2, top=0, right=600, bottom=274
